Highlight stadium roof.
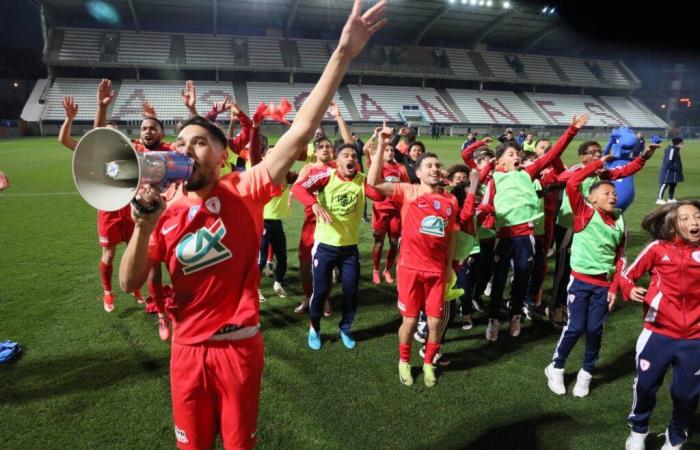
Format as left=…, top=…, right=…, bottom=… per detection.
left=38, top=0, right=592, bottom=56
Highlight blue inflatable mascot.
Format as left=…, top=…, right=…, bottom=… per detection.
left=603, top=127, right=662, bottom=211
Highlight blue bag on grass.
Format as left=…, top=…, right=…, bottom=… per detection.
left=0, top=340, right=22, bottom=363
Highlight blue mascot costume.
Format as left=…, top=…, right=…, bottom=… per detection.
left=603, top=127, right=662, bottom=211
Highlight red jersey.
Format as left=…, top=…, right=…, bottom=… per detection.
left=391, top=184, right=460, bottom=273
left=620, top=238, right=700, bottom=340
left=148, top=164, right=281, bottom=345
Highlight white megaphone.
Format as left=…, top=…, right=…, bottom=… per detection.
left=72, top=127, right=193, bottom=212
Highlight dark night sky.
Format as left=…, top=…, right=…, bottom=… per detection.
left=0, top=0, right=43, bottom=59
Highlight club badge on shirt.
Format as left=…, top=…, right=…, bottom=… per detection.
left=205, top=197, right=221, bottom=214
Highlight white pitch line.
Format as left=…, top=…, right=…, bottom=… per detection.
left=0, top=192, right=79, bottom=197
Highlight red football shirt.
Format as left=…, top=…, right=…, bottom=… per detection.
left=373, top=162, right=409, bottom=213
left=391, top=184, right=460, bottom=273
left=148, top=164, right=281, bottom=344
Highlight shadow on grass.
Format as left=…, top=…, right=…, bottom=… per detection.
left=442, top=320, right=554, bottom=372
left=438, top=412, right=576, bottom=450
left=0, top=351, right=169, bottom=405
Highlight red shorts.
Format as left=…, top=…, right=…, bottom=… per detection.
left=298, top=217, right=316, bottom=262
left=372, top=209, right=401, bottom=238
left=170, top=333, right=264, bottom=450
left=396, top=266, right=445, bottom=319
left=97, top=206, right=134, bottom=248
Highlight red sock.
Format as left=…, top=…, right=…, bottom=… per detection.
left=99, top=261, right=112, bottom=293
left=148, top=280, right=165, bottom=314
left=385, top=244, right=397, bottom=271
left=399, top=343, right=412, bottom=363
left=372, top=246, right=382, bottom=271
left=424, top=341, right=440, bottom=365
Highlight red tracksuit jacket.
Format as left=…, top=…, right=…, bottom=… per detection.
left=620, top=238, right=700, bottom=339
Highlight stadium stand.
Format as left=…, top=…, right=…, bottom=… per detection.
left=447, top=89, right=546, bottom=126
left=184, top=34, right=237, bottom=67
left=599, top=96, right=668, bottom=128
left=551, top=57, right=601, bottom=86
left=20, top=79, right=49, bottom=122
left=43, top=78, right=103, bottom=121
left=111, top=80, right=235, bottom=122
left=526, top=92, right=624, bottom=127
left=117, top=32, right=171, bottom=65
left=247, top=82, right=349, bottom=121
left=443, top=48, right=481, bottom=79
left=347, top=85, right=459, bottom=123
left=295, top=38, right=330, bottom=71
left=518, top=54, right=563, bottom=85
left=58, top=28, right=102, bottom=63
left=247, top=37, right=284, bottom=69
left=479, top=52, right=519, bottom=81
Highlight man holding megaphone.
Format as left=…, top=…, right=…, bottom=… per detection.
left=111, top=2, right=387, bottom=447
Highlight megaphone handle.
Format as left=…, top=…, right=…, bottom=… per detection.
left=131, top=197, right=161, bottom=215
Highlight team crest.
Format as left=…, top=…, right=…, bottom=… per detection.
left=330, top=192, right=358, bottom=216
left=175, top=218, right=232, bottom=275
left=188, top=205, right=200, bottom=221
left=433, top=200, right=441, bottom=210
left=205, top=197, right=221, bottom=214
left=639, top=359, right=651, bottom=371
left=420, top=215, right=446, bottom=237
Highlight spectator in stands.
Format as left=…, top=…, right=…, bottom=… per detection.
left=516, top=129, right=527, bottom=147
left=657, top=137, right=685, bottom=205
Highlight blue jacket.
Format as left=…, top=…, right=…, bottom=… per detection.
left=659, top=144, right=684, bottom=184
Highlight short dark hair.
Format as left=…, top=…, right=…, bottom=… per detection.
left=334, top=142, right=358, bottom=157
left=415, top=152, right=439, bottom=169
left=642, top=200, right=700, bottom=242
left=447, top=164, right=470, bottom=180
left=577, top=140, right=601, bottom=156
left=672, top=137, right=684, bottom=146
left=105, top=120, right=118, bottom=127
left=409, top=141, right=426, bottom=154
left=180, top=115, right=227, bottom=149
left=314, top=136, right=332, bottom=149
left=495, top=143, right=519, bottom=159
left=521, top=151, right=537, bottom=162
left=589, top=180, right=615, bottom=193
left=142, top=117, right=164, bottom=131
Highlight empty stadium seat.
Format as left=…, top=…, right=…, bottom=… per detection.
left=447, top=89, right=546, bottom=125
left=43, top=78, right=103, bottom=121
left=348, top=85, right=459, bottom=123
left=526, top=93, right=624, bottom=127
left=247, top=82, right=349, bottom=121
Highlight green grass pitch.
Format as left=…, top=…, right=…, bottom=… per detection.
left=0, top=134, right=698, bottom=449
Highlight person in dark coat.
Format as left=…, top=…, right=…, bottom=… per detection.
left=656, top=137, right=684, bottom=204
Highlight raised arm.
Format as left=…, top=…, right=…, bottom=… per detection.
left=180, top=80, right=198, bottom=118
left=94, top=79, right=115, bottom=128
left=604, top=144, right=659, bottom=180
left=460, top=137, right=491, bottom=168
left=264, top=0, right=387, bottom=186
left=526, top=114, right=589, bottom=179
left=59, top=96, right=79, bottom=151
left=566, top=155, right=609, bottom=232
left=329, top=101, right=353, bottom=144
left=366, top=125, right=397, bottom=197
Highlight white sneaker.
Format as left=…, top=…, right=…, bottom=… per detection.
left=258, top=289, right=266, bottom=303
left=461, top=314, right=473, bottom=330
left=660, top=429, right=683, bottom=450
left=544, top=363, right=566, bottom=395
left=668, top=198, right=677, bottom=204
left=625, top=431, right=647, bottom=450
left=572, top=369, right=592, bottom=397
left=485, top=318, right=499, bottom=342
left=510, top=314, right=521, bottom=337
left=484, top=281, right=492, bottom=297
left=413, top=330, right=426, bottom=344
left=273, top=281, right=287, bottom=298
left=656, top=199, right=666, bottom=205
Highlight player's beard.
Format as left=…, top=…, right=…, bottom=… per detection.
left=185, top=166, right=209, bottom=191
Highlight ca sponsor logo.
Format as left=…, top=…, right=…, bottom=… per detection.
left=175, top=218, right=232, bottom=275
left=175, top=426, right=189, bottom=444
left=420, top=215, right=446, bottom=237
left=385, top=176, right=399, bottom=182
left=639, top=359, right=651, bottom=372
